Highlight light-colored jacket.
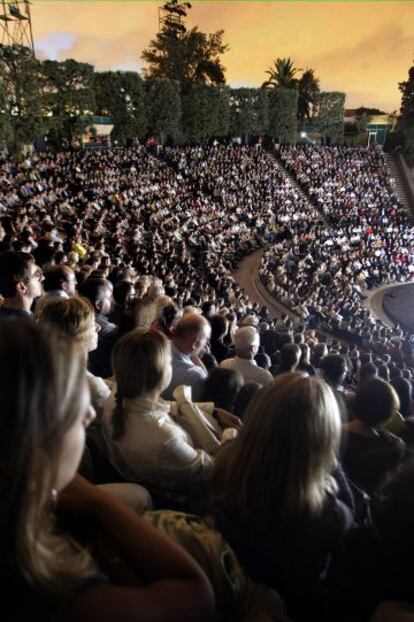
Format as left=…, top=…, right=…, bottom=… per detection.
left=102, top=389, right=213, bottom=495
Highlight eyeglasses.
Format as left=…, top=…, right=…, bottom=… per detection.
left=30, top=268, right=43, bottom=280
left=22, top=267, right=43, bottom=283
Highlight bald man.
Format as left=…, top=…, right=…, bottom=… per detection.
left=220, top=326, right=273, bottom=385
left=162, top=313, right=211, bottom=401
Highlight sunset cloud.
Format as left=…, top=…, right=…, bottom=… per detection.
left=30, top=1, right=414, bottom=112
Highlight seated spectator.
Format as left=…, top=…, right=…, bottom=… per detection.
left=79, top=278, right=118, bottom=379
left=0, top=251, right=43, bottom=319
left=378, top=364, right=391, bottom=382
left=202, top=367, right=243, bottom=413
left=233, top=382, right=262, bottom=420
left=35, top=264, right=77, bottom=317
left=209, top=315, right=229, bottom=363
left=134, top=280, right=165, bottom=329
left=163, top=313, right=211, bottom=401
left=108, top=279, right=135, bottom=328
left=312, top=343, right=328, bottom=368
left=104, top=329, right=213, bottom=498
left=202, top=300, right=216, bottom=320
left=339, top=460, right=414, bottom=619
left=273, top=343, right=301, bottom=375
left=0, top=319, right=214, bottom=621
left=319, top=354, right=350, bottom=421
left=255, top=351, right=271, bottom=371
left=211, top=373, right=352, bottom=620
left=220, top=326, right=273, bottom=385
left=341, top=378, right=406, bottom=495
left=359, top=363, right=378, bottom=383
left=391, top=376, right=412, bottom=420
left=298, top=343, right=316, bottom=376
left=151, top=299, right=182, bottom=339
left=39, top=297, right=111, bottom=418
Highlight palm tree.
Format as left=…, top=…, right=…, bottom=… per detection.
left=262, top=57, right=301, bottom=90
left=298, top=68, right=320, bottom=125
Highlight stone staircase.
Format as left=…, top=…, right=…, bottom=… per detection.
left=383, top=152, right=413, bottom=217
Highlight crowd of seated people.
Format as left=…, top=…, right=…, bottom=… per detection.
left=260, top=145, right=414, bottom=358
left=1, top=144, right=414, bottom=621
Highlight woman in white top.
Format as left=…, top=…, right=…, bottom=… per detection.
left=103, top=329, right=213, bottom=498
left=39, top=296, right=111, bottom=416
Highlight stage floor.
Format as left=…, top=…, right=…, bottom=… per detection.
left=382, top=283, right=414, bottom=333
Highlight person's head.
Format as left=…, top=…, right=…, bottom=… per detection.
left=0, top=251, right=43, bottom=308
left=212, top=373, right=341, bottom=528
left=255, top=352, right=271, bottom=370
left=156, top=300, right=182, bottom=333
left=391, top=376, right=412, bottom=419
left=111, top=329, right=171, bottom=440
left=312, top=342, right=328, bottom=365
left=173, top=313, right=211, bottom=356
left=0, top=319, right=95, bottom=586
left=209, top=314, right=229, bottom=343
left=354, top=377, right=400, bottom=429
left=113, top=280, right=135, bottom=309
left=375, top=459, right=414, bottom=567
left=234, top=326, right=260, bottom=360
left=78, top=277, right=113, bottom=317
left=39, top=297, right=99, bottom=354
left=360, top=352, right=372, bottom=366
left=43, top=265, right=77, bottom=297
left=233, top=382, right=261, bottom=420
left=298, top=342, right=311, bottom=366
left=319, top=354, right=347, bottom=388
left=201, top=300, right=216, bottom=319
left=279, top=343, right=301, bottom=371
left=202, top=367, right=243, bottom=412
left=359, top=363, right=378, bottom=383
left=378, top=364, right=391, bottom=382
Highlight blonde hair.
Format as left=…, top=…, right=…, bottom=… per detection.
left=212, top=372, right=341, bottom=529
left=111, top=329, right=171, bottom=440
left=39, top=297, right=95, bottom=353
left=0, top=321, right=95, bottom=594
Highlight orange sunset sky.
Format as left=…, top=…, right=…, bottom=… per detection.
left=31, top=1, right=414, bottom=113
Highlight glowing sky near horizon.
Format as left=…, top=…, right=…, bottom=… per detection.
left=31, top=1, right=414, bottom=113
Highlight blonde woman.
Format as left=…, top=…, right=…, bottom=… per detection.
left=211, top=372, right=353, bottom=620
left=103, top=329, right=214, bottom=500
left=39, top=297, right=111, bottom=416
left=0, top=319, right=214, bottom=621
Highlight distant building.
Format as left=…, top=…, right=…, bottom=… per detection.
left=79, top=116, right=114, bottom=149
left=344, top=109, right=398, bottom=147
left=366, top=114, right=397, bottom=147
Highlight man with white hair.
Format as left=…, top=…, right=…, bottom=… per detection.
left=220, top=326, right=273, bottom=385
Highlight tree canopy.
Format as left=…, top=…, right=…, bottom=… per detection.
left=262, top=57, right=300, bottom=90
left=263, top=58, right=320, bottom=125
left=141, top=0, right=228, bottom=91
left=268, top=88, right=298, bottom=144
left=0, top=45, right=43, bottom=154
left=182, top=84, right=229, bottom=143
left=298, top=69, right=320, bottom=125
left=313, top=91, right=345, bottom=143
left=230, top=88, right=269, bottom=143
left=94, top=71, right=147, bottom=145
left=43, top=59, right=95, bottom=147
left=398, top=60, right=414, bottom=165
left=145, top=79, right=181, bottom=144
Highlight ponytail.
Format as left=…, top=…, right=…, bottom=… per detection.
left=112, top=390, right=127, bottom=441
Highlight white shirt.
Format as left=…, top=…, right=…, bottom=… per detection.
left=102, top=391, right=212, bottom=495
left=220, top=356, right=273, bottom=386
